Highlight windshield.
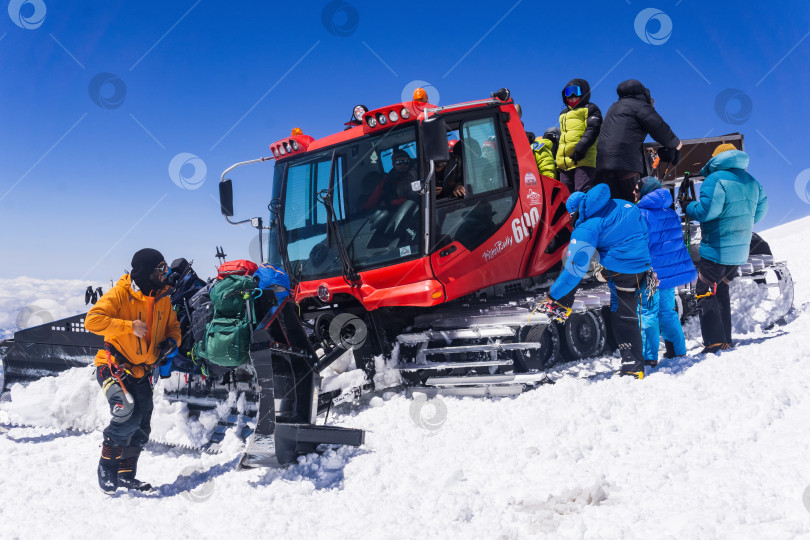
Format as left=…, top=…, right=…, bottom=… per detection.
left=282, top=126, right=422, bottom=282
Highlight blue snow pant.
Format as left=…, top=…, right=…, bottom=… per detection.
left=96, top=365, right=154, bottom=449
left=639, top=287, right=687, bottom=362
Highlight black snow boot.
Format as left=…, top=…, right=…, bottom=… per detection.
left=117, top=446, right=153, bottom=492
left=98, top=439, right=121, bottom=495
left=663, top=340, right=677, bottom=359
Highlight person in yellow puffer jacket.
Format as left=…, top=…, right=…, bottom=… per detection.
left=532, top=126, right=560, bottom=180
left=85, top=248, right=181, bottom=495
left=557, top=78, right=602, bottom=194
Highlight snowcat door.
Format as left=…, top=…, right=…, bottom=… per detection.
left=429, top=115, right=526, bottom=300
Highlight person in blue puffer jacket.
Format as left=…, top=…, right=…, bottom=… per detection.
left=542, top=183, right=653, bottom=378
left=682, top=144, right=768, bottom=353
left=635, top=177, right=697, bottom=365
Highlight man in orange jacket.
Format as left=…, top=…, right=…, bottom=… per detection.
left=85, top=248, right=181, bottom=494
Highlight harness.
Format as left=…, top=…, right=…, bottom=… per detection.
left=104, top=342, right=154, bottom=380
left=103, top=342, right=135, bottom=406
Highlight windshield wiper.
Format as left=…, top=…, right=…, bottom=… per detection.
left=317, top=150, right=360, bottom=285
left=269, top=198, right=293, bottom=280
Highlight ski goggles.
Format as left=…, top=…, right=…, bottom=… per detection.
left=394, top=159, right=409, bottom=166
left=564, top=85, right=583, bottom=98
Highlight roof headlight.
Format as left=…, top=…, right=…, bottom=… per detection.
left=367, top=116, right=377, bottom=128
left=388, top=110, right=399, bottom=122
left=284, top=142, right=292, bottom=153
left=272, top=147, right=280, bottom=158
left=279, top=145, right=286, bottom=155
left=400, top=107, right=410, bottom=119
left=353, top=105, right=368, bottom=123
left=291, top=140, right=299, bottom=151
left=376, top=113, right=387, bottom=126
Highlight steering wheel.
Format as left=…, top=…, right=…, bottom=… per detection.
left=368, top=208, right=390, bottom=230
left=385, top=199, right=418, bottom=238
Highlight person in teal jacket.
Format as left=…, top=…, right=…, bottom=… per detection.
left=682, top=144, right=768, bottom=353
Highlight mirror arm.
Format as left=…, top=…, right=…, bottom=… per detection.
left=220, top=156, right=274, bottom=225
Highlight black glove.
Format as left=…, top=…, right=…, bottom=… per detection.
left=678, top=196, right=690, bottom=214
left=658, top=147, right=681, bottom=166
left=157, top=338, right=178, bottom=363
left=571, top=148, right=586, bottom=164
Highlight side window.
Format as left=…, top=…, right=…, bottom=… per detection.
left=434, top=116, right=514, bottom=253
left=460, top=118, right=508, bottom=196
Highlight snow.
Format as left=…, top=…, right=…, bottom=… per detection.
left=2, top=218, right=810, bottom=538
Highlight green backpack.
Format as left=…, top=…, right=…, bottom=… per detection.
left=193, top=275, right=257, bottom=367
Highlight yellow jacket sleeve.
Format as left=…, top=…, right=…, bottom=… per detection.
left=85, top=288, right=134, bottom=338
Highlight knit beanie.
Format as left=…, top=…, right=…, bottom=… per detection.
left=130, top=248, right=164, bottom=294
left=712, top=143, right=737, bottom=157
left=639, top=176, right=661, bottom=198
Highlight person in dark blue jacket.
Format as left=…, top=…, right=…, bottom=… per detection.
left=541, top=183, right=653, bottom=378
left=682, top=144, right=767, bottom=353
left=635, top=177, right=697, bottom=365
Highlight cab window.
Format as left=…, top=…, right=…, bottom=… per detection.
left=434, top=116, right=514, bottom=253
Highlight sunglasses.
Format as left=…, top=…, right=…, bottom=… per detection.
left=154, top=262, right=168, bottom=274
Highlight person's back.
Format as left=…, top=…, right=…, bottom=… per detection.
left=637, top=185, right=697, bottom=288
left=688, top=148, right=768, bottom=265
left=550, top=184, right=651, bottom=299
left=533, top=137, right=557, bottom=179
left=683, top=144, right=767, bottom=354
left=583, top=187, right=651, bottom=275
left=636, top=178, right=696, bottom=363
left=597, top=79, right=680, bottom=200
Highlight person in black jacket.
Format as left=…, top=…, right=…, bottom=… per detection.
left=596, top=80, right=681, bottom=201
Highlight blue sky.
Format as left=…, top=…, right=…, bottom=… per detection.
left=1, top=0, right=808, bottom=281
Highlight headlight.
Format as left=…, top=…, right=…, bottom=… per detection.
left=388, top=110, right=399, bottom=122
left=367, top=116, right=377, bottom=128
left=291, top=140, right=299, bottom=151
left=400, top=107, right=410, bottom=119
left=377, top=113, right=387, bottom=125
left=272, top=147, right=280, bottom=158
left=353, top=105, right=368, bottom=123
left=279, top=146, right=286, bottom=155
left=284, top=142, right=292, bottom=153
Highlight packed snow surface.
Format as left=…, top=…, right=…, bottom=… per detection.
left=1, top=218, right=810, bottom=539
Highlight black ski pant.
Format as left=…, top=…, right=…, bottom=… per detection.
left=559, top=166, right=596, bottom=194
left=696, top=259, right=738, bottom=349
left=96, top=365, right=154, bottom=449
left=598, top=169, right=642, bottom=202
left=605, top=270, right=648, bottom=373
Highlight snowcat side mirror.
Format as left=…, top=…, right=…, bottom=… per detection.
left=219, top=179, right=234, bottom=217
left=420, top=116, right=450, bottom=163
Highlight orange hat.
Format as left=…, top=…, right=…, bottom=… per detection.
left=712, top=143, right=737, bottom=157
